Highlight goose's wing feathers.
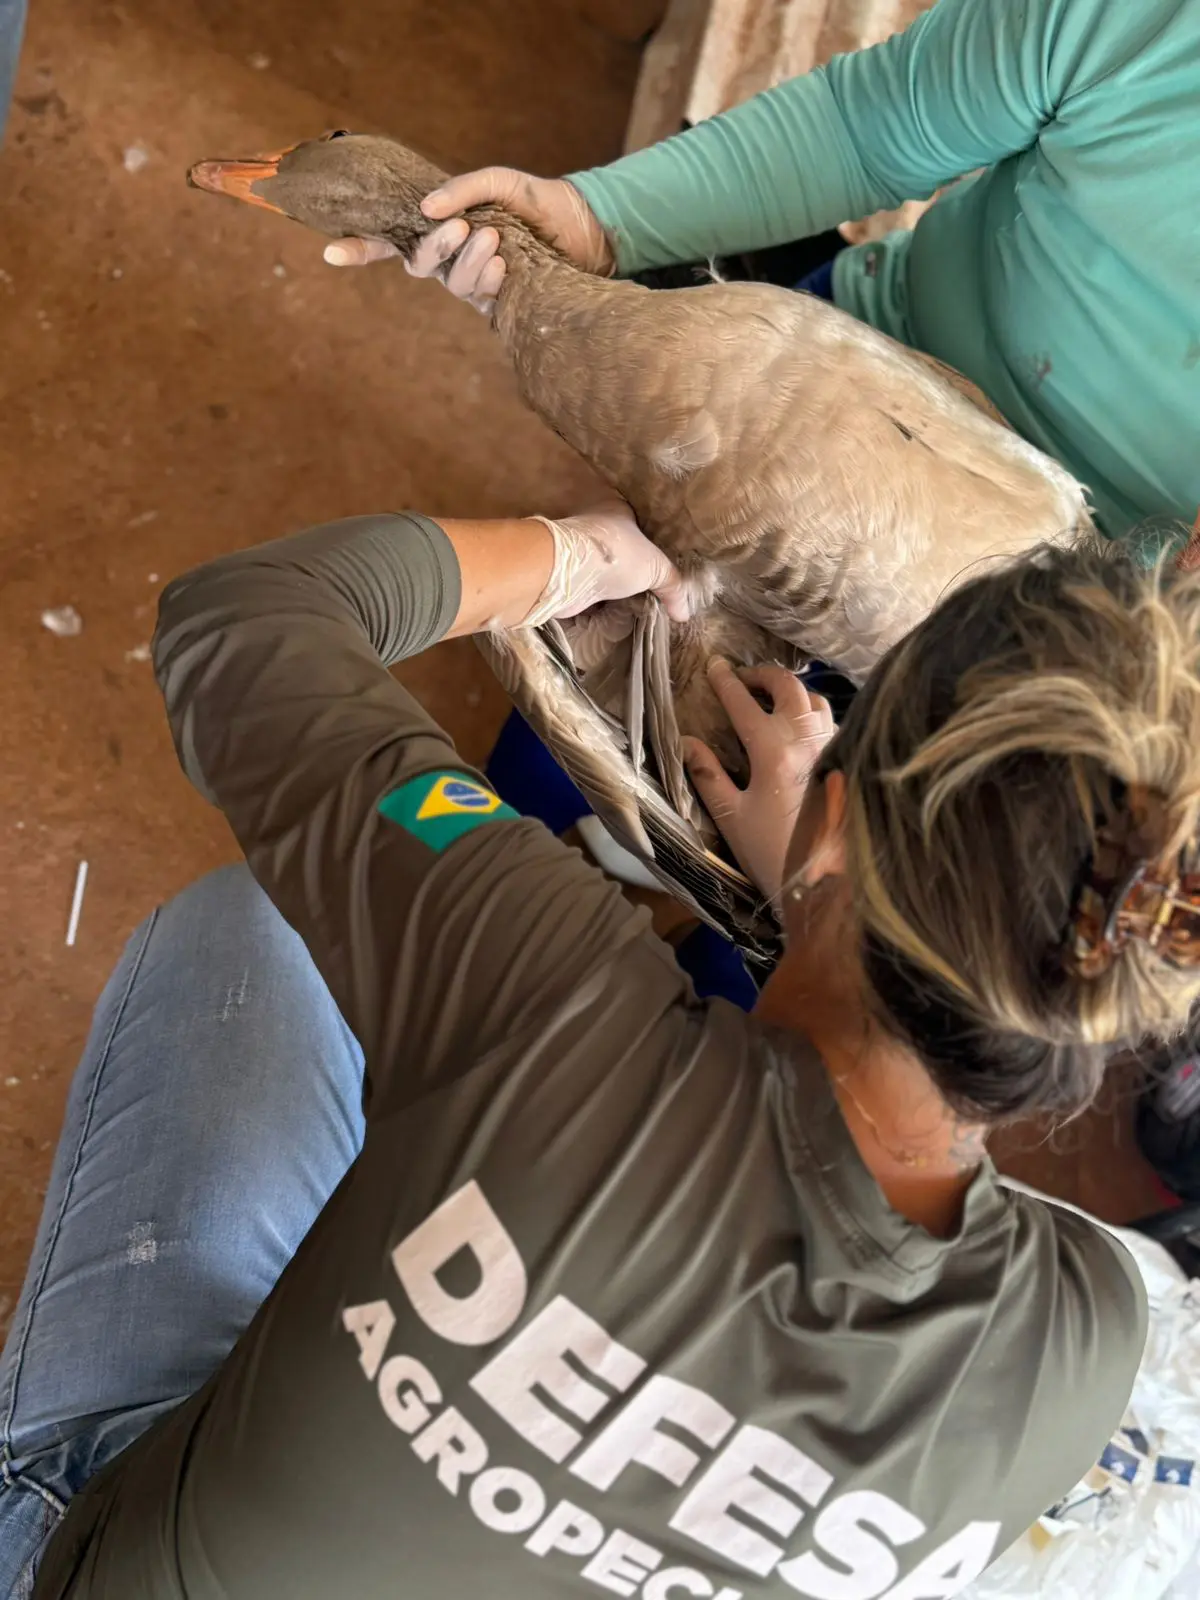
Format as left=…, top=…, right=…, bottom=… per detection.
left=630, top=603, right=707, bottom=835
left=476, top=622, right=781, bottom=966
left=477, top=623, right=646, bottom=848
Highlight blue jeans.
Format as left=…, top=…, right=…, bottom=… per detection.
left=0, top=0, right=26, bottom=145
left=0, top=867, right=366, bottom=1597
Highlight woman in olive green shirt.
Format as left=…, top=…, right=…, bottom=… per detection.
left=7, top=500, right=1198, bottom=1597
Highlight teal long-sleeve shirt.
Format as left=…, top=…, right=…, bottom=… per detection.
left=570, top=0, right=1200, bottom=541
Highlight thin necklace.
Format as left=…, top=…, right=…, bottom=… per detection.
left=832, top=1069, right=933, bottom=1171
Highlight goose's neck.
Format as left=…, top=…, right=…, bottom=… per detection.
left=377, top=181, right=610, bottom=345
left=484, top=213, right=617, bottom=352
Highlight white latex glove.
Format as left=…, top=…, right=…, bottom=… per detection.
left=683, top=660, right=834, bottom=905
left=521, top=503, right=690, bottom=628
left=323, top=167, right=613, bottom=315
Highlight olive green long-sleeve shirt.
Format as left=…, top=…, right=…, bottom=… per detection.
left=571, top=0, right=1200, bottom=542
left=34, top=513, right=1146, bottom=1599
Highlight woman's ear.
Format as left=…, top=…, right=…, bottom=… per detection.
left=780, top=771, right=849, bottom=914
left=803, top=770, right=848, bottom=885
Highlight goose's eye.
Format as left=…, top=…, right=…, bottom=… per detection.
left=326, top=129, right=350, bottom=141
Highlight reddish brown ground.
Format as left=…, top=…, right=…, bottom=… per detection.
left=0, top=0, right=1169, bottom=1338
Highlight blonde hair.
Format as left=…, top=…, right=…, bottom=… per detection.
left=828, top=541, right=1200, bottom=1121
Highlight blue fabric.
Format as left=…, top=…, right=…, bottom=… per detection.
left=0, top=867, right=366, bottom=1596
left=673, top=924, right=759, bottom=1012
left=795, top=258, right=836, bottom=301
left=485, top=708, right=591, bottom=835
left=0, top=0, right=26, bottom=146
left=487, top=710, right=757, bottom=1007
left=801, top=661, right=858, bottom=722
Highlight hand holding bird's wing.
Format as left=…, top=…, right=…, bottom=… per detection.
left=684, top=662, right=834, bottom=906
left=521, top=502, right=690, bottom=628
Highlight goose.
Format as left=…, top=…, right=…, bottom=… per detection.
left=188, top=131, right=1093, bottom=965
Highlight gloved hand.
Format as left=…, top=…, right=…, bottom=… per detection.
left=521, top=502, right=690, bottom=628
left=323, top=167, right=613, bottom=314
left=683, top=660, right=834, bottom=906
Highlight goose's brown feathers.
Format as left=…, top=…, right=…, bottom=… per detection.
left=189, top=133, right=1093, bottom=961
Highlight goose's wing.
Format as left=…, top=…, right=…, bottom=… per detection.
left=630, top=602, right=707, bottom=835
left=475, top=621, right=781, bottom=967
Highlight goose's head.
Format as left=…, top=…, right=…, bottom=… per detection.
left=188, top=131, right=444, bottom=247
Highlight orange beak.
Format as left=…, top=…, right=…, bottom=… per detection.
left=187, top=151, right=291, bottom=213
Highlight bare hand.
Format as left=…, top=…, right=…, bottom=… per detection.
left=683, top=662, right=834, bottom=904
left=323, top=168, right=613, bottom=314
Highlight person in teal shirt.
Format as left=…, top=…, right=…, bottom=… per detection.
left=331, top=0, right=1200, bottom=545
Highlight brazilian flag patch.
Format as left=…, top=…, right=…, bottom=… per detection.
left=378, top=771, right=518, bottom=852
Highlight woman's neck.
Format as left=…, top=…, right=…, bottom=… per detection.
left=756, top=939, right=987, bottom=1238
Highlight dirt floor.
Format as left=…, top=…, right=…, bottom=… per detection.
left=0, top=0, right=1173, bottom=1337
